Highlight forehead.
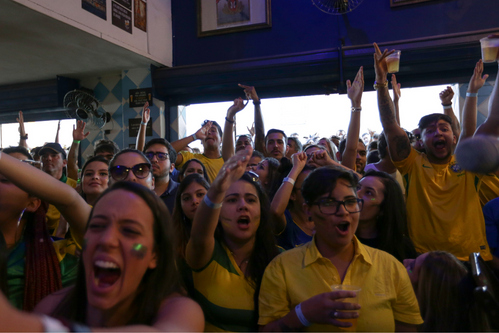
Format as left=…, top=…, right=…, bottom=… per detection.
left=145, top=143, right=167, bottom=153
left=322, top=178, right=356, bottom=199
left=423, top=119, right=451, bottom=131
left=237, top=136, right=251, bottom=143
left=84, top=161, right=108, bottom=171
left=305, top=146, right=320, bottom=154
left=208, top=126, right=219, bottom=133
left=113, top=152, right=147, bottom=166
left=183, top=182, right=206, bottom=194
left=227, top=180, right=258, bottom=195
left=359, top=176, right=384, bottom=191
left=186, top=160, right=203, bottom=169
left=267, top=133, right=284, bottom=142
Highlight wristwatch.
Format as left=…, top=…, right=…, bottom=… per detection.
left=373, top=81, right=388, bottom=90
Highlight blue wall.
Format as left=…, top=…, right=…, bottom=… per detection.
left=173, top=0, right=498, bottom=67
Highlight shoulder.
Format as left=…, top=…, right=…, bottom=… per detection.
left=33, top=286, right=72, bottom=315
left=153, top=294, right=205, bottom=331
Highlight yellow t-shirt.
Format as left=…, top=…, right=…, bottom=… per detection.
left=177, top=151, right=224, bottom=183
left=258, top=237, right=423, bottom=332
left=46, top=177, right=78, bottom=233
left=393, top=148, right=491, bottom=261
left=478, top=174, right=499, bottom=207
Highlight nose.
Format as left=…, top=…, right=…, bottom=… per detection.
left=334, top=202, right=349, bottom=216
left=98, top=225, right=120, bottom=248
left=237, top=198, right=249, bottom=211
left=125, top=169, right=137, bottom=182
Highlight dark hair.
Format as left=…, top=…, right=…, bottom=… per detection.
left=260, top=157, right=280, bottom=194
left=287, top=137, right=303, bottom=152
left=236, top=134, right=254, bottom=146
left=251, top=150, right=265, bottom=160
left=368, top=141, right=378, bottom=152
left=94, top=139, right=120, bottom=155
left=143, top=138, right=178, bottom=166
left=265, top=129, right=287, bottom=143
left=31, top=146, right=42, bottom=158
left=172, top=174, right=210, bottom=258
left=418, top=114, right=452, bottom=132
left=377, top=133, right=388, bottom=159
left=109, top=148, right=150, bottom=168
left=52, top=182, right=181, bottom=325
left=302, top=166, right=358, bottom=204
left=216, top=173, right=279, bottom=325
left=338, top=138, right=365, bottom=157
left=366, top=150, right=380, bottom=164
left=79, top=155, right=110, bottom=201
left=2, top=146, right=32, bottom=160
left=178, top=158, right=210, bottom=183
left=202, top=120, right=223, bottom=137
left=360, top=170, right=416, bottom=262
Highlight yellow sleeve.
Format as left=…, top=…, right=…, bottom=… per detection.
left=258, top=258, right=291, bottom=326
left=392, top=148, right=419, bottom=175
left=176, top=151, right=195, bottom=169
left=392, top=260, right=424, bottom=325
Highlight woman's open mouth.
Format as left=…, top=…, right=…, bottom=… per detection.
left=93, top=260, right=121, bottom=289
left=237, top=217, right=250, bottom=229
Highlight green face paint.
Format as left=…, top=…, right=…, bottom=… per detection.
left=132, top=243, right=148, bottom=259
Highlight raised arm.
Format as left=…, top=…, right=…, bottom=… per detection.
left=270, top=152, right=307, bottom=234
left=0, top=151, right=90, bottom=245
left=171, top=121, right=211, bottom=165
left=373, top=43, right=411, bottom=162
left=391, top=74, right=401, bottom=125
left=311, top=150, right=362, bottom=179
left=67, top=120, right=89, bottom=180
left=17, top=111, right=28, bottom=149
left=239, top=84, right=265, bottom=154
left=439, top=86, right=461, bottom=138
left=55, top=120, right=61, bottom=144
left=186, top=149, right=251, bottom=269
left=135, top=102, right=150, bottom=151
left=342, top=67, right=364, bottom=171
left=222, top=98, right=246, bottom=161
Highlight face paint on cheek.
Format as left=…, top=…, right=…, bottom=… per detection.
left=132, top=243, right=148, bottom=259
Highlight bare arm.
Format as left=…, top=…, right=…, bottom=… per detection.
left=373, top=43, right=411, bottom=162
left=68, top=120, right=89, bottom=180
left=270, top=152, right=307, bottom=234
left=342, top=67, right=364, bottom=171
left=171, top=122, right=211, bottom=165
left=391, top=74, right=401, bottom=125
left=136, top=102, right=150, bottom=151
left=222, top=98, right=246, bottom=161
left=439, top=86, right=461, bottom=138
left=17, top=111, right=28, bottom=149
left=185, top=150, right=251, bottom=269
left=311, top=150, right=362, bottom=179
left=0, top=151, right=90, bottom=245
left=239, top=84, right=265, bottom=154
left=55, top=120, right=61, bottom=144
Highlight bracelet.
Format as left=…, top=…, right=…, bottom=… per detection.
left=295, top=303, right=311, bottom=327
left=203, top=194, right=223, bottom=209
left=225, top=117, right=235, bottom=124
left=351, top=106, right=362, bottom=112
left=20, top=134, right=28, bottom=140
left=442, top=105, right=452, bottom=110
left=73, top=140, right=80, bottom=144
left=283, top=177, right=296, bottom=186
left=141, top=121, right=147, bottom=125
left=373, top=81, right=388, bottom=90
left=253, top=100, right=261, bottom=105
left=466, top=92, right=478, bottom=97
left=41, top=315, right=70, bottom=332
left=192, top=133, right=197, bottom=141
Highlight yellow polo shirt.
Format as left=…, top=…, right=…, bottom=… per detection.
left=394, top=148, right=491, bottom=261
left=478, top=174, right=499, bottom=207
left=177, top=151, right=224, bottom=183
left=258, top=237, right=422, bottom=332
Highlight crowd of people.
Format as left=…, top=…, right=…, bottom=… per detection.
left=0, top=42, right=498, bottom=332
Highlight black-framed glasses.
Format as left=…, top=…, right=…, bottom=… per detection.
left=310, top=198, right=363, bottom=215
left=245, top=171, right=259, bottom=183
left=145, top=152, right=169, bottom=161
left=109, top=163, right=152, bottom=181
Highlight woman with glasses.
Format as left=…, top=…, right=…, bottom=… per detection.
left=186, top=149, right=279, bottom=331
left=259, top=166, right=423, bottom=331
left=109, top=149, right=155, bottom=189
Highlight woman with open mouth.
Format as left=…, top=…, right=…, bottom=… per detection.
left=258, top=166, right=423, bottom=332
left=186, top=149, right=279, bottom=331
left=0, top=151, right=204, bottom=331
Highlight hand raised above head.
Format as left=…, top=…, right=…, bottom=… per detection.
left=17, top=111, right=26, bottom=137
left=212, top=149, right=252, bottom=193
left=142, top=101, right=151, bottom=123
left=238, top=83, right=259, bottom=102
left=468, top=59, right=489, bottom=93
left=73, top=120, right=90, bottom=141
left=227, top=97, right=246, bottom=117
left=347, top=66, right=364, bottom=107
left=373, top=43, right=395, bottom=81
left=291, top=152, right=307, bottom=169
left=439, top=86, right=454, bottom=105
left=195, top=121, right=212, bottom=141
left=391, top=74, right=401, bottom=101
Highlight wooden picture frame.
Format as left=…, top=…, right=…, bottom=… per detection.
left=197, top=0, right=271, bottom=37
left=390, top=0, right=435, bottom=7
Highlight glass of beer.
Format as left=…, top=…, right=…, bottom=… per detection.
left=386, top=50, right=401, bottom=73
left=331, top=284, right=361, bottom=331
left=480, top=37, right=499, bottom=63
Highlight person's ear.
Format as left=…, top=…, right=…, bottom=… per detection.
left=169, top=163, right=175, bottom=173
left=25, top=197, right=41, bottom=213
left=148, top=250, right=158, bottom=269
left=453, top=135, right=457, bottom=145
left=303, top=202, right=312, bottom=218
left=63, top=159, right=68, bottom=167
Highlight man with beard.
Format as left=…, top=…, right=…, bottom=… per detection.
left=144, top=138, right=178, bottom=213
left=373, top=42, right=491, bottom=262
left=265, top=129, right=287, bottom=160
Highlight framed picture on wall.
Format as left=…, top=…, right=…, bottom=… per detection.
left=197, top=0, right=271, bottom=37
left=390, top=0, right=434, bottom=7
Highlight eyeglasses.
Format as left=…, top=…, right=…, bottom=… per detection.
left=109, top=163, right=152, bottom=181
left=145, top=152, right=169, bottom=161
left=310, top=198, right=363, bottom=215
left=245, top=171, right=259, bottom=183
left=21, top=159, right=42, bottom=169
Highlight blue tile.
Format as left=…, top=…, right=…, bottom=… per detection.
left=93, top=82, right=110, bottom=101
left=111, top=80, right=123, bottom=101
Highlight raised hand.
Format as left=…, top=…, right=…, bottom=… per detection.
left=373, top=43, right=395, bottom=81
left=17, top=111, right=26, bottom=138
left=391, top=74, right=401, bottom=102
left=310, top=150, right=334, bottom=167
left=347, top=67, right=364, bottom=107
left=247, top=122, right=255, bottom=138
left=212, top=149, right=252, bottom=194
left=238, top=84, right=259, bottom=102
left=73, top=120, right=90, bottom=142
left=468, top=59, right=489, bottom=93
left=227, top=97, right=247, bottom=119
left=142, top=101, right=151, bottom=124
left=291, top=152, right=307, bottom=170
left=194, top=121, right=212, bottom=141
left=439, top=86, right=454, bottom=105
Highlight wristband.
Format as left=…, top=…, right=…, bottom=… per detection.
left=203, top=194, right=223, bottom=209
left=466, top=92, right=478, bottom=97
left=41, top=315, right=70, bottom=332
left=225, top=117, right=235, bottom=124
left=283, top=177, right=296, bottom=186
left=73, top=140, right=80, bottom=144
left=442, top=105, right=452, bottom=110
left=141, top=121, right=147, bottom=125
left=20, top=134, right=28, bottom=140
left=351, top=106, right=362, bottom=112
left=253, top=100, right=261, bottom=106
left=295, top=303, right=311, bottom=327
left=373, top=81, right=388, bottom=90
left=192, top=133, right=197, bottom=141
